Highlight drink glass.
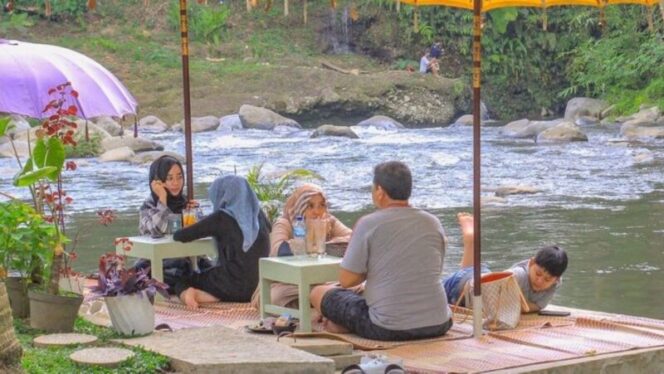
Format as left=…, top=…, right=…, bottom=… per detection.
left=306, top=218, right=327, bottom=258
left=183, top=208, right=198, bottom=227
left=167, top=214, right=182, bottom=234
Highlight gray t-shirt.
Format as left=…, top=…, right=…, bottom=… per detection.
left=342, top=207, right=452, bottom=330
left=509, top=259, right=561, bottom=310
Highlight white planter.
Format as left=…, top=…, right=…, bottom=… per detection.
left=105, top=291, right=155, bottom=336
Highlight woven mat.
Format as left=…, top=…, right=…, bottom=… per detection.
left=389, top=315, right=664, bottom=373
left=387, top=334, right=577, bottom=373
left=154, top=300, right=260, bottom=331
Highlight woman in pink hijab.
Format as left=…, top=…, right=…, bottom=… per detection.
left=251, top=183, right=351, bottom=308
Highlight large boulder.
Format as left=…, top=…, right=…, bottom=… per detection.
left=94, top=116, right=123, bottom=136
left=6, top=115, right=31, bottom=134
left=622, top=107, right=662, bottom=128
left=98, top=146, right=135, bottom=162
left=101, top=136, right=163, bottom=153
left=620, top=125, right=664, bottom=140
left=509, top=119, right=562, bottom=139
left=139, top=115, right=170, bottom=133
left=311, top=125, right=359, bottom=139
left=453, top=114, right=474, bottom=126
left=72, top=119, right=113, bottom=140
left=501, top=118, right=530, bottom=136
left=239, top=105, right=300, bottom=130
left=536, top=122, right=588, bottom=142
left=190, top=116, right=220, bottom=133
left=0, top=140, right=29, bottom=158
left=356, top=115, right=404, bottom=130
left=217, top=114, right=243, bottom=132
left=563, top=97, right=609, bottom=121
left=0, top=115, right=31, bottom=145
left=130, top=151, right=185, bottom=164
left=492, top=185, right=541, bottom=197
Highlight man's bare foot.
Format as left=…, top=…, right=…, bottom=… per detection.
left=322, top=319, right=350, bottom=334
left=457, top=212, right=474, bottom=236
left=179, top=287, right=199, bottom=309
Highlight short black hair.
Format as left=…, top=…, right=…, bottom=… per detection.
left=373, top=161, right=412, bottom=200
left=534, top=246, right=568, bottom=277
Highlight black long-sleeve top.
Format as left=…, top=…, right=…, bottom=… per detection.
left=172, top=210, right=271, bottom=301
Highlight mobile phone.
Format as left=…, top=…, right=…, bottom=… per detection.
left=538, top=309, right=571, bottom=317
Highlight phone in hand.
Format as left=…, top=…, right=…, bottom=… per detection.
left=538, top=309, right=571, bottom=317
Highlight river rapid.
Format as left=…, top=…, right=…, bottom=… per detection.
left=2, top=123, right=663, bottom=318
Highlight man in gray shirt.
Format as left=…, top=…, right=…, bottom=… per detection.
left=309, top=161, right=453, bottom=341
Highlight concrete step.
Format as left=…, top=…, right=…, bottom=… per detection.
left=116, top=326, right=335, bottom=373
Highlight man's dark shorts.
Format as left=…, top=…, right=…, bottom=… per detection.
left=320, top=288, right=452, bottom=341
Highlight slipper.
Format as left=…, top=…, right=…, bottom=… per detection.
left=384, top=363, right=406, bottom=374
left=341, top=364, right=366, bottom=374
left=154, top=323, right=173, bottom=332
left=245, top=317, right=276, bottom=334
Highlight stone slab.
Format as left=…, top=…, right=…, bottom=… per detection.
left=116, top=326, right=335, bottom=373
left=33, top=333, right=98, bottom=348
left=287, top=338, right=353, bottom=356
left=70, top=347, right=135, bottom=368
left=330, top=353, right=363, bottom=370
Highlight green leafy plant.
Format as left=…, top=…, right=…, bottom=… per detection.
left=168, top=1, right=230, bottom=56
left=4, top=83, right=83, bottom=295
left=0, top=200, right=58, bottom=280
left=246, top=163, right=323, bottom=222
left=64, top=133, right=102, bottom=158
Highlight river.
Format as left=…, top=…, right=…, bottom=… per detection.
left=1, top=123, right=663, bottom=319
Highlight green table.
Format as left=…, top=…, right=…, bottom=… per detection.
left=259, top=255, right=342, bottom=332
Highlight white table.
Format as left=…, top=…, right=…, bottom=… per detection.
left=115, top=235, right=216, bottom=284
left=259, top=255, right=342, bottom=332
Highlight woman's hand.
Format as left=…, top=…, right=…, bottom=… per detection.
left=186, top=200, right=200, bottom=209
left=151, top=179, right=167, bottom=205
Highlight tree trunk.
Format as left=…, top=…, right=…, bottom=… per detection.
left=0, top=282, right=22, bottom=368
left=303, top=0, right=307, bottom=24
left=284, top=0, right=289, bottom=17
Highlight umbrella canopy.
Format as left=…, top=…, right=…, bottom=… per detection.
left=401, top=0, right=657, bottom=337
left=0, top=39, right=137, bottom=119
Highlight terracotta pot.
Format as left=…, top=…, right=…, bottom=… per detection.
left=28, top=289, right=83, bottom=332
left=5, top=276, right=30, bottom=319
left=105, top=291, right=155, bottom=336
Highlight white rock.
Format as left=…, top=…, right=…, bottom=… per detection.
left=98, top=147, right=135, bottom=162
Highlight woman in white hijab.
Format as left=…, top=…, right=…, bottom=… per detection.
left=173, top=175, right=271, bottom=308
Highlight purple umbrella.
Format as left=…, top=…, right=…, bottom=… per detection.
left=0, top=39, right=137, bottom=120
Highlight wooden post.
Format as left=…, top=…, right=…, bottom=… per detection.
left=179, top=0, right=195, bottom=201
left=303, top=0, right=308, bottom=24
left=472, top=0, right=483, bottom=339
left=284, top=0, right=289, bottom=16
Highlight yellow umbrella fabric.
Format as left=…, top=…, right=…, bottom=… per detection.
left=401, top=0, right=658, bottom=10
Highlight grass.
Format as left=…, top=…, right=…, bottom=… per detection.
left=14, top=317, right=171, bottom=373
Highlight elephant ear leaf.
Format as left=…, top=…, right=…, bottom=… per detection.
left=13, top=137, right=65, bottom=186
left=0, top=117, right=12, bottom=137
left=14, top=166, right=58, bottom=187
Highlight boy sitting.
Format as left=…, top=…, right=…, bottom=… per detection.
left=444, top=213, right=568, bottom=312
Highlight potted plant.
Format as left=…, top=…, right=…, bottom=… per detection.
left=1, top=83, right=87, bottom=332
left=89, top=248, right=170, bottom=336
left=0, top=199, right=57, bottom=318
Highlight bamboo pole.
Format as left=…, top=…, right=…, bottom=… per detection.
left=179, top=0, right=195, bottom=201
left=472, top=0, right=483, bottom=339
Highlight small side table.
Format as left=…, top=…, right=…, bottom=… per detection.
left=116, top=235, right=216, bottom=284
left=259, top=256, right=342, bottom=332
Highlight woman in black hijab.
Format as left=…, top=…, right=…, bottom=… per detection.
left=137, top=156, right=209, bottom=290
left=139, top=155, right=187, bottom=235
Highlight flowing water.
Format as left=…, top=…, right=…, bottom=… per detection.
left=1, top=124, right=663, bottom=318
